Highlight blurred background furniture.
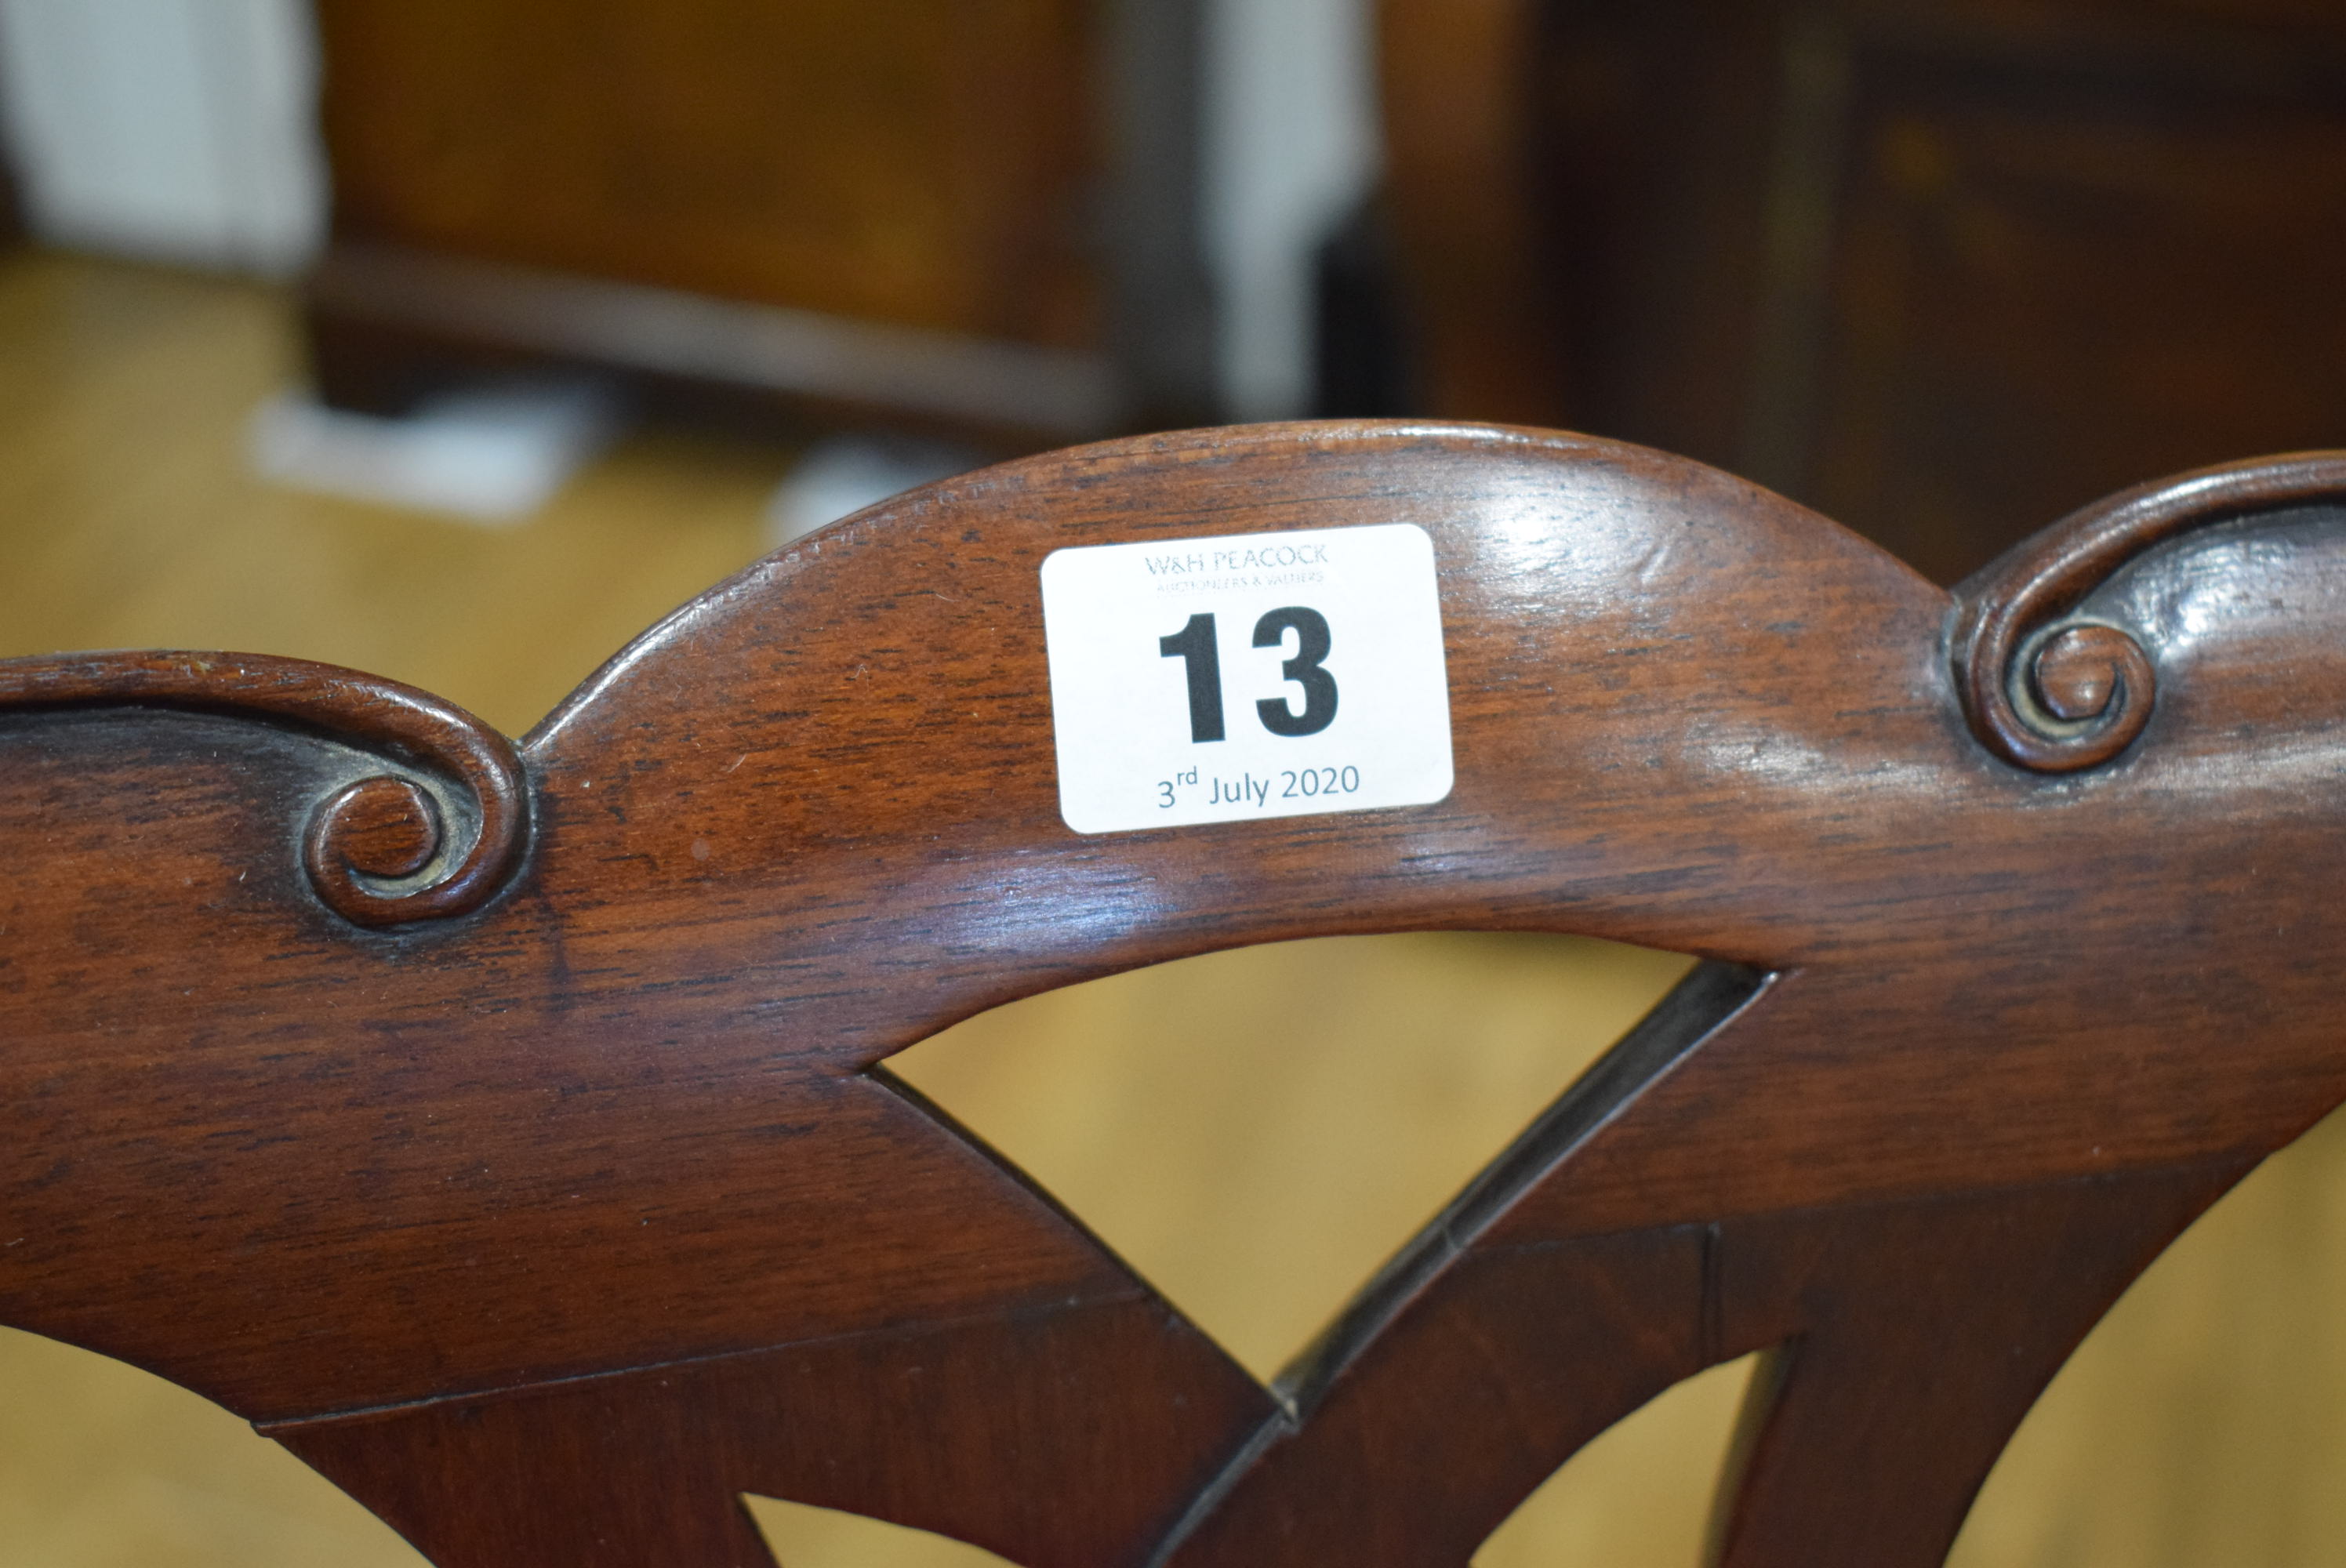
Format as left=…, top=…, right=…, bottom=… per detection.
left=0, top=0, right=1378, bottom=470
left=14, top=0, right=2343, bottom=575
left=301, top=0, right=1198, bottom=448
left=1371, top=0, right=2346, bottom=582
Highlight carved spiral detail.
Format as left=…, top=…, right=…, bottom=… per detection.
left=0, top=652, right=528, bottom=927
left=1989, top=619, right=2159, bottom=770
left=1953, top=452, right=2346, bottom=772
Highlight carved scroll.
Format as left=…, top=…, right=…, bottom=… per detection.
left=0, top=651, right=527, bottom=926
left=1952, top=452, right=2346, bottom=772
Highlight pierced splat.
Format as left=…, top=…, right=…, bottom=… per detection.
left=885, top=931, right=1698, bottom=1382
left=3, top=425, right=2344, bottom=1565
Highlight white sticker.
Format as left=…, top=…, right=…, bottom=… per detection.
left=1040, top=522, right=1453, bottom=834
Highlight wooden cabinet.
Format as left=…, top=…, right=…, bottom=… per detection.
left=1383, top=0, right=2346, bottom=580
left=319, top=1, right=1098, bottom=347
left=303, top=0, right=1214, bottom=444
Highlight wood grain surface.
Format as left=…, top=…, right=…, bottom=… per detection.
left=9, top=252, right=2346, bottom=1567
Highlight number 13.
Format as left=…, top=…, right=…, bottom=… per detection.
left=1158, top=607, right=1339, bottom=743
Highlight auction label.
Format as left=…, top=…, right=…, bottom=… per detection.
left=1040, top=522, right=1453, bottom=834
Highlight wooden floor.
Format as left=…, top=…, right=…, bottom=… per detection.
left=2, top=248, right=2344, bottom=1566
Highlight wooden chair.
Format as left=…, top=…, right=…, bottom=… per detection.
left=2, top=422, right=2342, bottom=1566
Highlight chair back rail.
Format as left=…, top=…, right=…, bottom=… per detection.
left=3, top=423, right=2343, bottom=1566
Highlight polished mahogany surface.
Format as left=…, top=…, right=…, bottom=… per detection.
left=3, top=423, right=2343, bottom=1565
